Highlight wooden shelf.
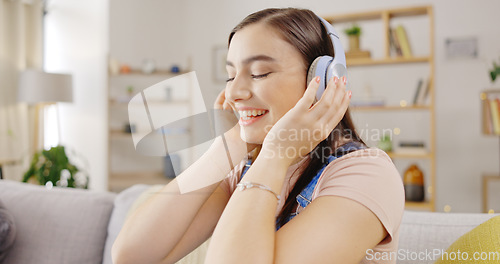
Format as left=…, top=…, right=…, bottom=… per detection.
left=351, top=105, right=430, bottom=111
left=482, top=174, right=500, bottom=213
left=347, top=56, right=430, bottom=66
left=110, top=69, right=190, bottom=77
left=107, top=64, right=194, bottom=193
left=387, top=152, right=432, bottom=159
left=323, top=5, right=430, bottom=23
left=109, top=99, right=190, bottom=106
left=389, top=6, right=429, bottom=18
left=110, top=171, right=170, bottom=180
left=481, top=90, right=500, bottom=135
left=0, top=158, right=18, bottom=165
left=324, top=5, right=436, bottom=212
left=108, top=171, right=172, bottom=193
left=405, top=201, right=434, bottom=210
left=110, top=131, right=134, bottom=140
left=109, top=130, right=190, bottom=139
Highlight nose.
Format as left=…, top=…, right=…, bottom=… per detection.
left=225, top=75, right=251, bottom=103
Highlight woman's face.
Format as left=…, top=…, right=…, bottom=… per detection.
left=226, top=22, right=307, bottom=144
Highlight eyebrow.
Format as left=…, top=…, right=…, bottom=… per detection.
left=226, top=55, right=276, bottom=67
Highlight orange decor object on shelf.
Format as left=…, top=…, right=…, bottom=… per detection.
left=404, top=164, right=425, bottom=202
left=119, top=65, right=131, bottom=74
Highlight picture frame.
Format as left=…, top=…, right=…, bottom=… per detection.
left=445, top=37, right=478, bottom=60
left=213, top=45, right=228, bottom=83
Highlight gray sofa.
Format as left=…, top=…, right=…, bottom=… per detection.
left=0, top=180, right=497, bottom=264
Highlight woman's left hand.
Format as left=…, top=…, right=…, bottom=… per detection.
left=261, top=75, right=351, bottom=165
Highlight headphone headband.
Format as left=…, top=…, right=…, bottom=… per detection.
left=316, top=16, right=347, bottom=69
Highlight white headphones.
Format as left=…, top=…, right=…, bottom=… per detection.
left=306, top=15, right=347, bottom=100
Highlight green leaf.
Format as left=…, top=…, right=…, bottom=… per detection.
left=344, top=24, right=361, bottom=36
left=21, top=145, right=86, bottom=189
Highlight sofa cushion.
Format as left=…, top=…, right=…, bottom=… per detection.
left=0, top=199, right=16, bottom=263
left=103, top=184, right=154, bottom=264
left=103, top=184, right=211, bottom=264
left=398, top=211, right=499, bottom=264
left=0, top=180, right=116, bottom=264
left=434, top=215, right=499, bottom=264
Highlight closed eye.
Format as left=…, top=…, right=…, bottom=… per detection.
left=251, top=72, right=271, bottom=79
left=226, top=72, right=271, bottom=83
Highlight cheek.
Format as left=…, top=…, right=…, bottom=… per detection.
left=258, top=76, right=306, bottom=116
left=277, top=82, right=305, bottom=111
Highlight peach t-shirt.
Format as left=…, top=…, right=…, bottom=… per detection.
left=219, top=148, right=405, bottom=264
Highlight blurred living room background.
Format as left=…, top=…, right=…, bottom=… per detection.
left=1, top=0, right=499, bottom=214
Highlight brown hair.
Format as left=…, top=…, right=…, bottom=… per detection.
left=228, top=8, right=365, bottom=228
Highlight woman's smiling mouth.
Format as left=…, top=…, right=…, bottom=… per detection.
left=237, top=109, right=269, bottom=126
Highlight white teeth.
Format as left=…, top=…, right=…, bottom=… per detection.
left=238, top=110, right=266, bottom=119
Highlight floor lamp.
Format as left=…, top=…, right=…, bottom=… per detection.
left=18, top=69, right=73, bottom=152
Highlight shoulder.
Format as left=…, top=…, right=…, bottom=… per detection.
left=313, top=148, right=405, bottom=241
left=319, top=147, right=400, bottom=184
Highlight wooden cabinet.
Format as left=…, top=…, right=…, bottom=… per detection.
left=480, top=89, right=500, bottom=213
left=324, top=6, right=436, bottom=211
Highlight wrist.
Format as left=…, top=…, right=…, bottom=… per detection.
left=257, top=144, right=294, bottom=169
left=260, top=141, right=302, bottom=166
left=209, top=136, right=248, bottom=170
left=241, top=149, right=291, bottom=194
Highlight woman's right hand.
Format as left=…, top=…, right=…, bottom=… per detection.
left=212, top=89, right=257, bottom=168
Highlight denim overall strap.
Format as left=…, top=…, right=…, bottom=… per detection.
left=294, top=155, right=338, bottom=209
left=239, top=158, right=252, bottom=181
left=236, top=142, right=365, bottom=231
left=276, top=142, right=366, bottom=231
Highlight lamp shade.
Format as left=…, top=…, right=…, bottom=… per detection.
left=18, top=70, right=73, bottom=103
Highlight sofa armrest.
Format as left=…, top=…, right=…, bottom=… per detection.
left=397, top=210, right=499, bottom=264
left=0, top=180, right=116, bottom=264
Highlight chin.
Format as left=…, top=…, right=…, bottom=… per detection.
left=240, top=129, right=265, bottom=144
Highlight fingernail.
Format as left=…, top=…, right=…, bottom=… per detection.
left=333, top=76, right=338, bottom=83
left=348, top=90, right=352, bottom=98
left=342, top=76, right=347, bottom=85
left=315, top=76, right=320, bottom=83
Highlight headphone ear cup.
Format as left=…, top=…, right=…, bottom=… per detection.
left=308, top=56, right=333, bottom=100
left=307, top=57, right=322, bottom=86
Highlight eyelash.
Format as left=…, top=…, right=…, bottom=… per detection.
left=226, top=72, right=271, bottom=83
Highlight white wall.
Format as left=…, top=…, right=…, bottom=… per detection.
left=106, top=0, right=500, bottom=211
left=44, top=0, right=109, bottom=191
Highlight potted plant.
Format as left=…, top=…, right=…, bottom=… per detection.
left=344, top=24, right=361, bottom=51
left=22, top=145, right=88, bottom=189
left=490, top=59, right=500, bottom=82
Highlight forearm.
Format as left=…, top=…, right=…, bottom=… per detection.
left=112, top=139, right=245, bottom=264
left=205, top=149, right=290, bottom=264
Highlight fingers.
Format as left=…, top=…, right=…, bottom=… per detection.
left=312, top=76, right=347, bottom=113
left=331, top=76, right=347, bottom=109
left=316, top=75, right=351, bottom=123
left=214, top=89, right=233, bottom=111
left=318, top=76, right=343, bottom=108
left=326, top=90, right=351, bottom=132
left=296, top=76, right=321, bottom=109
left=319, top=76, right=351, bottom=126
left=214, top=89, right=226, bottom=110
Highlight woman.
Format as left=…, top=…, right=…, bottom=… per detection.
left=112, top=7, right=404, bottom=264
